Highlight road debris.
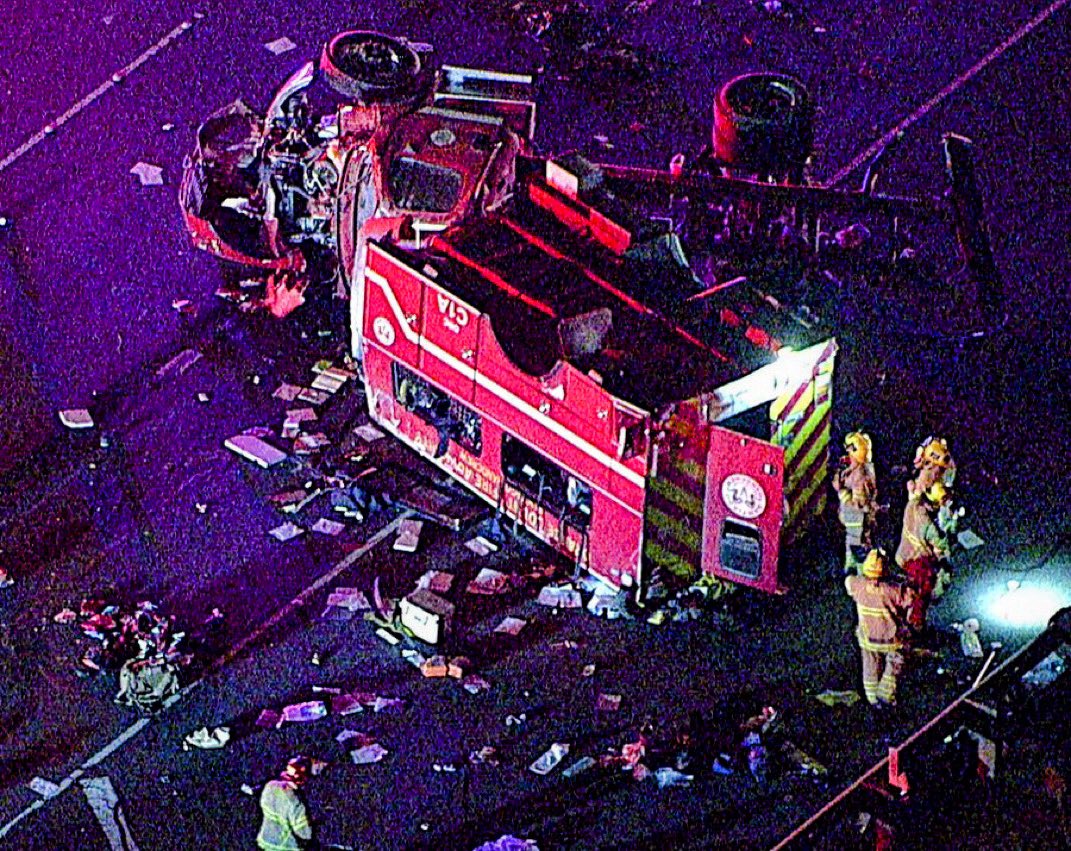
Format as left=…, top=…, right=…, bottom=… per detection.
left=59, top=409, right=94, bottom=429
left=312, top=518, right=345, bottom=536
left=467, top=568, right=509, bottom=595
left=130, top=161, right=164, bottom=186
left=529, top=742, right=570, bottom=775
left=462, top=675, right=491, bottom=695
left=536, top=584, right=582, bottom=609
left=595, top=693, right=622, bottom=712
left=273, top=383, right=303, bottom=401
left=472, top=835, right=539, bottom=851
left=416, top=570, right=454, bottom=594
left=654, top=766, right=694, bottom=788
left=268, top=522, right=304, bottom=542
left=494, top=616, right=527, bottom=636
left=279, top=701, right=328, bottom=724
left=399, top=590, right=454, bottom=644
left=28, top=777, right=61, bottom=799
left=225, top=433, right=287, bottom=468
left=957, top=529, right=985, bottom=549
left=183, top=726, right=231, bottom=750
left=561, top=756, right=596, bottom=778
left=325, top=588, right=370, bottom=612
left=954, top=618, right=985, bottom=658
left=264, top=36, right=297, bottom=55
left=393, top=518, right=424, bottom=552
left=814, top=689, right=862, bottom=707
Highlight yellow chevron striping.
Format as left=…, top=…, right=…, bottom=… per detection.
left=646, top=506, right=702, bottom=552
left=644, top=539, right=698, bottom=578
left=784, top=409, right=830, bottom=468
left=786, top=421, right=831, bottom=489
left=786, top=458, right=829, bottom=528
left=649, top=476, right=704, bottom=517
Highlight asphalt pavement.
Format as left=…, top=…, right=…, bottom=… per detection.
left=1, top=1, right=1070, bottom=848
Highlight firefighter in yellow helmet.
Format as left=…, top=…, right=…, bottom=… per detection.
left=257, top=756, right=315, bottom=850
left=832, top=431, right=879, bottom=574
left=896, top=480, right=952, bottom=636
left=907, top=436, right=956, bottom=501
left=845, top=549, right=914, bottom=707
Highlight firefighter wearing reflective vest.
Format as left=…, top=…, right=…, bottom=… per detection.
left=832, top=431, right=879, bottom=573
left=896, top=480, right=952, bottom=635
left=257, top=756, right=314, bottom=851
left=845, top=549, right=913, bottom=707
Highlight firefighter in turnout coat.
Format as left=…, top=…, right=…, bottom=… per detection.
left=257, top=756, right=314, bottom=851
left=846, top=550, right=913, bottom=706
left=833, top=432, right=879, bottom=573
left=896, top=480, right=952, bottom=634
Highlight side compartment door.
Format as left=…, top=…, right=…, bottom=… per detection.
left=702, top=425, right=786, bottom=594
left=420, top=283, right=479, bottom=404
left=363, top=245, right=423, bottom=369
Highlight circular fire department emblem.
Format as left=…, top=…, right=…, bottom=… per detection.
left=373, top=316, right=395, bottom=347
left=721, top=473, right=767, bottom=519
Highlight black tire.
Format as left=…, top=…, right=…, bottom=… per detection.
left=320, top=31, right=427, bottom=104
left=712, top=73, right=814, bottom=179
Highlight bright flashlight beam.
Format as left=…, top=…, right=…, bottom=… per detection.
left=982, top=582, right=1070, bottom=629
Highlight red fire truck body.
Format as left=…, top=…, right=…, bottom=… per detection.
left=181, top=31, right=992, bottom=600
left=358, top=160, right=837, bottom=598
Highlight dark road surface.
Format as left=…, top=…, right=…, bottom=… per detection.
left=1, top=1, right=1070, bottom=848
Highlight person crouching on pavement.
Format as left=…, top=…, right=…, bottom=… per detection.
left=846, top=549, right=913, bottom=708
left=258, top=756, right=315, bottom=851
left=833, top=431, right=879, bottom=574
left=896, top=480, right=952, bottom=639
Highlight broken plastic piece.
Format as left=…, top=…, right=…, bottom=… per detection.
left=494, top=616, right=527, bottom=636
left=59, top=409, right=94, bottom=429
left=530, top=743, right=570, bottom=775
left=264, top=36, right=297, bottom=55
left=130, top=162, right=164, bottom=186
left=268, top=522, right=304, bottom=542
left=225, top=434, right=287, bottom=468
left=279, top=701, right=327, bottom=723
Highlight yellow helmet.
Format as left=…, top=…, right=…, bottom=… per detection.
left=925, top=480, right=950, bottom=505
left=861, top=549, right=885, bottom=579
left=844, top=431, right=873, bottom=465
left=922, top=438, right=951, bottom=468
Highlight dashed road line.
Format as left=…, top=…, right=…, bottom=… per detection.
left=825, top=0, right=1071, bottom=187
left=0, top=12, right=207, bottom=175
left=0, top=512, right=406, bottom=840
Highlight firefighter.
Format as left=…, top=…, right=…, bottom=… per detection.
left=832, top=431, right=879, bottom=574
left=257, top=756, right=315, bottom=851
left=845, top=549, right=913, bottom=707
left=907, top=436, right=956, bottom=501
left=895, top=480, right=952, bottom=637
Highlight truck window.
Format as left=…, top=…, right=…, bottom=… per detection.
left=719, top=518, right=762, bottom=579
left=502, top=433, right=591, bottom=529
left=392, top=362, right=482, bottom=456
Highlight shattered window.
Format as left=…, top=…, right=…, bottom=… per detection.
left=388, top=157, right=463, bottom=213
left=392, top=362, right=482, bottom=455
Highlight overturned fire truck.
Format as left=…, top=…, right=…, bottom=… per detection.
left=180, top=32, right=1000, bottom=602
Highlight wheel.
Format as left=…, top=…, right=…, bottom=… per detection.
left=712, top=73, right=814, bottom=180
left=320, top=31, right=428, bottom=104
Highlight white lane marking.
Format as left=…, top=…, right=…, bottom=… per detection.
left=0, top=514, right=406, bottom=839
left=825, top=0, right=1070, bottom=187
left=0, top=13, right=207, bottom=175
left=81, top=776, right=140, bottom=851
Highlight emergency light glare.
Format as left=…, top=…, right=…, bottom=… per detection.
left=984, top=581, right=1069, bottom=629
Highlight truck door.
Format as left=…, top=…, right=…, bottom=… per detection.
left=420, top=282, right=479, bottom=404
left=702, top=425, right=785, bottom=594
